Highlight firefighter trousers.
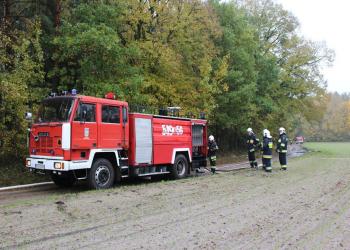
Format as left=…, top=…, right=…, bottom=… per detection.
left=248, top=151, right=258, bottom=167
left=262, top=156, right=272, bottom=172
left=279, top=153, right=287, bottom=170
left=209, top=155, right=217, bottom=173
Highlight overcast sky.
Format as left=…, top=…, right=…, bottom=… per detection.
left=275, top=0, right=350, bottom=93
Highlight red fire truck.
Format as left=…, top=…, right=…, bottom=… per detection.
left=25, top=92, right=208, bottom=189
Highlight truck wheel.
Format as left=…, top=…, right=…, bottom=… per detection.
left=51, top=173, right=76, bottom=188
left=170, top=154, right=188, bottom=179
left=88, top=158, right=115, bottom=189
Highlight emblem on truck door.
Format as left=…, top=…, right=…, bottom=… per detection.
left=84, top=127, right=90, bottom=138
left=162, top=125, right=183, bottom=136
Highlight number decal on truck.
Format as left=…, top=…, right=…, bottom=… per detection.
left=162, top=125, right=183, bottom=136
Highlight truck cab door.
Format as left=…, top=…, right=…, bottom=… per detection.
left=122, top=106, right=129, bottom=148
left=71, top=102, right=98, bottom=149
left=99, top=105, right=123, bottom=148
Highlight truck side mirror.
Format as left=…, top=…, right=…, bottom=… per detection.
left=25, top=112, right=32, bottom=121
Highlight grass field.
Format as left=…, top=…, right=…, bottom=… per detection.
left=1, top=142, right=350, bottom=249
left=305, top=142, right=350, bottom=157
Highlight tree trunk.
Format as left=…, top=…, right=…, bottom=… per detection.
left=2, top=0, right=11, bottom=24
left=55, top=0, right=61, bottom=29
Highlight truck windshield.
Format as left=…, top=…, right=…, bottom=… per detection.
left=36, top=98, right=74, bottom=123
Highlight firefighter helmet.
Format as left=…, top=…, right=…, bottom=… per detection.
left=263, top=129, right=271, bottom=138
left=279, top=127, right=286, bottom=135
left=209, top=135, right=214, bottom=142
left=247, top=128, right=253, bottom=134
left=263, top=129, right=268, bottom=136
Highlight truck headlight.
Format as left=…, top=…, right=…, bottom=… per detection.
left=54, top=162, right=64, bottom=169
left=26, top=160, right=31, bottom=167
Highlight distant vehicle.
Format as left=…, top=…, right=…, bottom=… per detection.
left=25, top=91, right=208, bottom=189
left=295, top=136, right=304, bottom=144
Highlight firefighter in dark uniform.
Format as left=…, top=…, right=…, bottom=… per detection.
left=277, top=127, right=288, bottom=170
left=246, top=128, right=260, bottom=168
left=208, top=135, right=218, bottom=174
left=262, top=129, right=273, bottom=172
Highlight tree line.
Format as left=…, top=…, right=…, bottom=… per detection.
left=299, top=92, right=350, bottom=142
left=0, top=0, right=334, bottom=164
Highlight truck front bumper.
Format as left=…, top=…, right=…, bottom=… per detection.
left=25, top=157, right=89, bottom=171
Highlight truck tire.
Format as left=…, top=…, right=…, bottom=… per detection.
left=88, top=158, right=115, bottom=189
left=51, top=173, right=76, bottom=188
left=170, top=154, right=188, bottom=179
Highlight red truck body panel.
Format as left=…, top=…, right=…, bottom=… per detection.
left=128, top=113, right=197, bottom=166
left=152, top=117, right=192, bottom=165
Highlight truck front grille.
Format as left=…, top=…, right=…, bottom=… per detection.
left=36, top=137, right=53, bottom=148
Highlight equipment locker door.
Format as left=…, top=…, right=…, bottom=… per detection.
left=135, top=118, right=152, bottom=164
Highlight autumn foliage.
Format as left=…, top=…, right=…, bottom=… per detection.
left=0, top=0, right=335, bottom=163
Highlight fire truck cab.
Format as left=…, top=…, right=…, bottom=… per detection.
left=25, top=93, right=208, bottom=189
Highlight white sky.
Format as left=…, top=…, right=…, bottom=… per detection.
left=275, top=0, right=350, bottom=93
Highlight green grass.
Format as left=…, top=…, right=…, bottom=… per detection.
left=0, top=162, right=49, bottom=187
left=305, top=142, right=350, bottom=158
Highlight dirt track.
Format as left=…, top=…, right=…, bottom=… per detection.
left=1, top=143, right=350, bottom=249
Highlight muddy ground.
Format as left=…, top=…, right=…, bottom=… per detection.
left=1, top=142, right=350, bottom=249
